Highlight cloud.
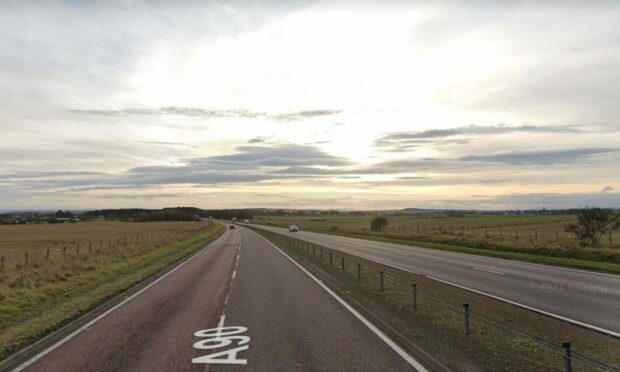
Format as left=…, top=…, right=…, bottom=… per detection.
left=187, top=144, right=351, bottom=168
left=269, top=166, right=345, bottom=175
left=116, top=144, right=350, bottom=187
left=69, top=106, right=341, bottom=122
left=247, top=137, right=269, bottom=144
left=602, top=186, right=615, bottom=193
left=0, top=143, right=353, bottom=194
left=0, top=171, right=104, bottom=180
left=375, top=124, right=582, bottom=150
left=458, top=148, right=619, bottom=165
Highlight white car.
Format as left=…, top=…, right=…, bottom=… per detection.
left=244, top=219, right=250, bottom=224
left=289, top=225, right=299, bottom=232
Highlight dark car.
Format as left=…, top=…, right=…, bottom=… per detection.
left=229, top=225, right=236, bottom=229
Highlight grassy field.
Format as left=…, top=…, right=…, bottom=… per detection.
left=255, top=227, right=620, bottom=371
left=255, top=214, right=620, bottom=272
left=0, top=220, right=224, bottom=360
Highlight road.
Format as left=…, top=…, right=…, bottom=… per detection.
left=13, top=227, right=420, bottom=372
left=248, top=224, right=620, bottom=336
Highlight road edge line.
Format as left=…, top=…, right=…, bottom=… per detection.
left=250, top=226, right=620, bottom=339
left=4, top=231, right=229, bottom=372
left=254, top=232, right=430, bottom=372
left=252, top=224, right=620, bottom=278
left=426, top=275, right=620, bottom=339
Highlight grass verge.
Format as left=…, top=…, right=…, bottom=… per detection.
left=0, top=223, right=224, bottom=361
left=252, top=227, right=620, bottom=372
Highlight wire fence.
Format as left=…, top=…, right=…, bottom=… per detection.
left=380, top=224, right=618, bottom=248
left=0, top=231, right=192, bottom=268
left=251, top=227, right=620, bottom=372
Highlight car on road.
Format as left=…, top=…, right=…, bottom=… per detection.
left=244, top=219, right=250, bottom=224
left=229, top=225, right=236, bottom=229
left=289, top=225, right=299, bottom=232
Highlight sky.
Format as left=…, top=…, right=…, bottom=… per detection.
left=1, top=0, right=620, bottom=210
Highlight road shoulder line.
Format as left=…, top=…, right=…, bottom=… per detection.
left=426, top=275, right=620, bottom=339
left=2, top=232, right=229, bottom=372
left=254, top=232, right=429, bottom=372
left=251, top=226, right=620, bottom=339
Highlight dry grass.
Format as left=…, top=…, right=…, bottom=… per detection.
left=0, top=221, right=224, bottom=360
left=0, top=220, right=209, bottom=290
left=257, top=214, right=620, bottom=249
left=256, top=214, right=620, bottom=271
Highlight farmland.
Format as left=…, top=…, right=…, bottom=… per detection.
left=0, top=220, right=224, bottom=359
left=254, top=214, right=620, bottom=272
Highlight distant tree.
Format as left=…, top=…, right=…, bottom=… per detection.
left=566, top=208, right=620, bottom=246
left=55, top=210, right=72, bottom=218
left=370, top=216, right=389, bottom=232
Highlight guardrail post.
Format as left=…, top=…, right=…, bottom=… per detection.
left=24, top=252, right=29, bottom=264
left=463, top=303, right=470, bottom=335
left=313, top=246, right=315, bottom=257
left=563, top=341, right=572, bottom=372
left=46, top=249, right=50, bottom=260
left=341, top=257, right=345, bottom=272
left=411, top=284, right=417, bottom=309
left=320, top=249, right=323, bottom=262
left=357, top=263, right=361, bottom=281
left=380, top=271, right=384, bottom=292
left=329, top=252, right=333, bottom=266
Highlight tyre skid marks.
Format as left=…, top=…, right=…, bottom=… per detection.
left=193, top=236, right=249, bottom=367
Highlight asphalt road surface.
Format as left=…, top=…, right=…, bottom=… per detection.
left=249, top=224, right=620, bottom=336
left=15, top=227, right=419, bottom=372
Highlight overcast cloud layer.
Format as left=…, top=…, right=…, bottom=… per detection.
left=1, top=1, right=620, bottom=210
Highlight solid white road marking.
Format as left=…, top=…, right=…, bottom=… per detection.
left=254, top=225, right=620, bottom=278
left=426, top=275, right=620, bottom=338
left=251, top=226, right=620, bottom=339
left=13, top=233, right=229, bottom=372
left=474, top=267, right=505, bottom=275
left=256, top=234, right=429, bottom=372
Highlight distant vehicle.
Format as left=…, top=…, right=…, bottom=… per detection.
left=289, top=225, right=299, bottom=232
left=244, top=219, right=250, bottom=224
left=229, top=225, right=236, bottom=229
left=232, top=217, right=237, bottom=224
